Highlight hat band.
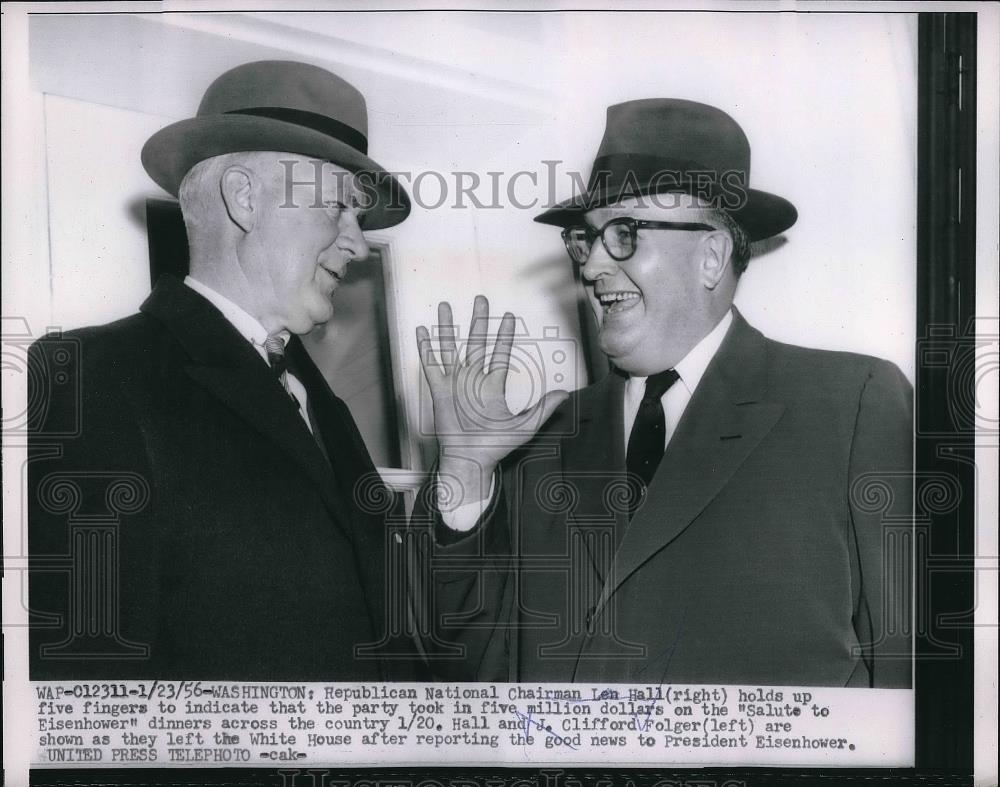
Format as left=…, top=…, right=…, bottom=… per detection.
left=586, top=153, right=749, bottom=210
left=225, top=107, right=369, bottom=155
left=590, top=153, right=747, bottom=190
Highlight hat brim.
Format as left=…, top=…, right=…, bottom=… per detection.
left=534, top=185, right=797, bottom=242
left=141, top=114, right=410, bottom=230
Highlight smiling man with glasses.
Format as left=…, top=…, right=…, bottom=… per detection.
left=417, top=99, right=913, bottom=688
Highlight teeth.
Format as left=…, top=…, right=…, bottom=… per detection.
left=598, top=291, right=640, bottom=304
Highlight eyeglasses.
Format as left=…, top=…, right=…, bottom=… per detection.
left=561, top=217, right=716, bottom=265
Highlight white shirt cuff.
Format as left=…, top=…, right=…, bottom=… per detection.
left=438, top=472, right=498, bottom=532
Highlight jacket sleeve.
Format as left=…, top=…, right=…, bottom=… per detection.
left=847, top=359, right=914, bottom=688
left=409, top=467, right=513, bottom=681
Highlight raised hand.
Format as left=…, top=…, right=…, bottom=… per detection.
left=416, top=295, right=570, bottom=507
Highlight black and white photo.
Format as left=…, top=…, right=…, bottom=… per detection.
left=2, top=3, right=995, bottom=786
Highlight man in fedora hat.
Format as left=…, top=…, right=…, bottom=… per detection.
left=416, top=99, right=912, bottom=687
left=28, top=60, right=415, bottom=680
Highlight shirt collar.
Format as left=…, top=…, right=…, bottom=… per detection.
left=183, top=275, right=288, bottom=350
left=627, top=308, right=733, bottom=397
left=672, top=308, right=733, bottom=393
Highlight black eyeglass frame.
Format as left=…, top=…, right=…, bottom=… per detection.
left=560, top=217, right=717, bottom=264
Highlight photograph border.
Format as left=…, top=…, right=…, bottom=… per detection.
left=8, top=6, right=987, bottom=787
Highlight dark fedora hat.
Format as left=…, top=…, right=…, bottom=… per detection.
left=141, top=60, right=410, bottom=230
left=535, top=98, right=796, bottom=241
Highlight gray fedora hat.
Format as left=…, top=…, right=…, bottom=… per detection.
left=535, top=98, right=796, bottom=241
left=141, top=60, right=410, bottom=230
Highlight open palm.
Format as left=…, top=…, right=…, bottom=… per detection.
left=417, top=296, right=569, bottom=503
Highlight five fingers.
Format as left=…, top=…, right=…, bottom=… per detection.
left=417, top=298, right=569, bottom=436
left=418, top=296, right=512, bottom=376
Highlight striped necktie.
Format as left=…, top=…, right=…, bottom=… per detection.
left=263, top=335, right=299, bottom=409
left=264, top=335, right=287, bottom=379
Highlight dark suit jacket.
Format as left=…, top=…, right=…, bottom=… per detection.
left=418, top=311, right=913, bottom=687
left=29, top=275, right=414, bottom=680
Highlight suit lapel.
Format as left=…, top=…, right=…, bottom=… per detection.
left=140, top=276, right=354, bottom=532
left=287, top=335, right=390, bottom=643
left=594, top=312, right=785, bottom=616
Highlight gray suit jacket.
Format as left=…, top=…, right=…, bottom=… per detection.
left=417, top=311, right=913, bottom=687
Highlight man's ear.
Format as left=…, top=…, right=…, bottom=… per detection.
left=699, top=230, right=733, bottom=290
left=219, top=165, right=257, bottom=233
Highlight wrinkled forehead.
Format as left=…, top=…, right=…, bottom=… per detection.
left=584, top=192, right=711, bottom=227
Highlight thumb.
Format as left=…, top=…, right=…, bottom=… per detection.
left=528, top=389, right=571, bottom=427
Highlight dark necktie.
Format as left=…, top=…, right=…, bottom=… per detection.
left=264, top=336, right=333, bottom=466
left=625, top=369, right=680, bottom=515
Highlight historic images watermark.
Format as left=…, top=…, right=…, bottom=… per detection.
left=276, top=158, right=752, bottom=216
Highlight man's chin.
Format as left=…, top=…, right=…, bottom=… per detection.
left=285, top=312, right=331, bottom=336
left=601, top=337, right=665, bottom=376
left=304, top=313, right=333, bottom=335
left=306, top=300, right=335, bottom=328
left=598, top=329, right=636, bottom=363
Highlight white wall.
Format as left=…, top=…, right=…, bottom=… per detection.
left=43, top=95, right=174, bottom=328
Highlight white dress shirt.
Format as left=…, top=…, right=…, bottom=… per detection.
left=441, top=310, right=734, bottom=532
left=183, top=276, right=313, bottom=432
left=623, top=309, right=732, bottom=453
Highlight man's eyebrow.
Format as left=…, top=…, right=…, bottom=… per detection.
left=585, top=207, right=630, bottom=227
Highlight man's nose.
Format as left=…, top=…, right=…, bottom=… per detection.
left=335, top=211, right=370, bottom=263
left=580, top=241, right=618, bottom=281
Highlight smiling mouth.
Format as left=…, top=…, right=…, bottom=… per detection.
left=597, top=290, right=641, bottom=315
